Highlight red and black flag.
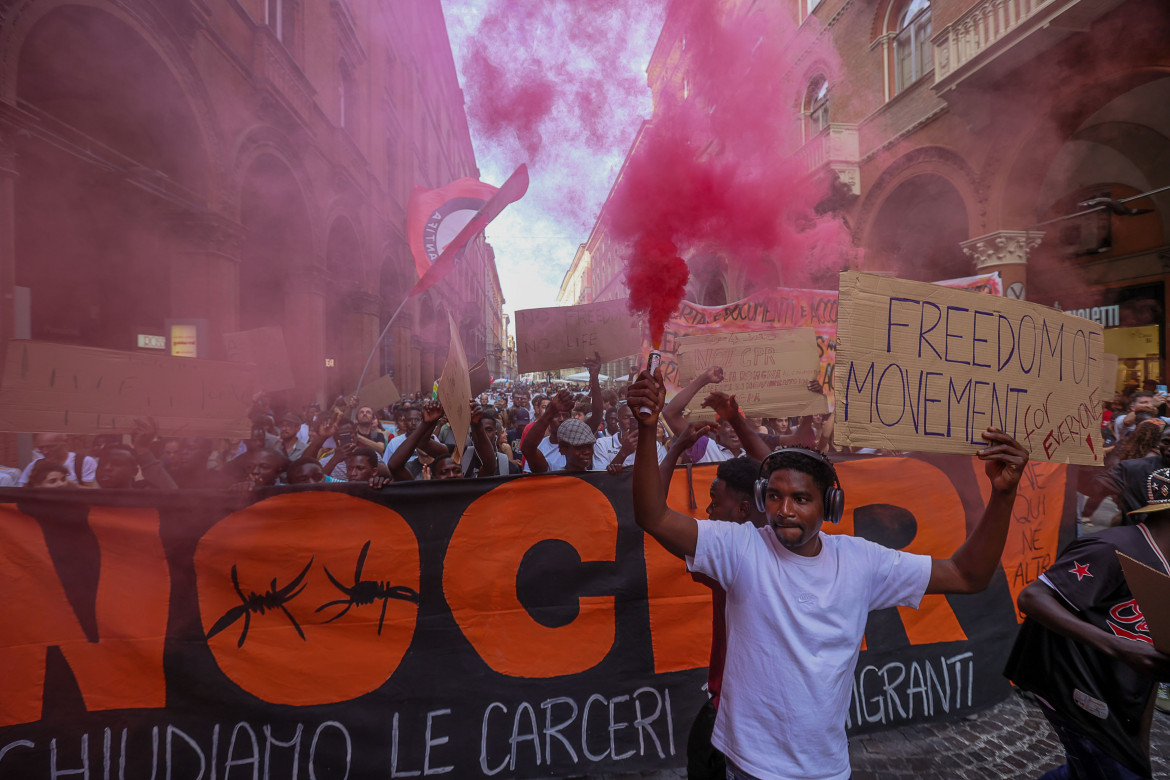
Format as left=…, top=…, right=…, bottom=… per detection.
left=406, top=164, right=529, bottom=296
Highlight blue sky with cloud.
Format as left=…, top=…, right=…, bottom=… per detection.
left=440, top=0, right=666, bottom=330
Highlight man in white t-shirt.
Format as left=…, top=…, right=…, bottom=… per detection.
left=628, top=368, right=1028, bottom=780
left=18, top=433, right=97, bottom=486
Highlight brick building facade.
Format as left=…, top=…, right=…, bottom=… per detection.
left=562, top=0, right=1170, bottom=390
left=0, top=0, right=503, bottom=415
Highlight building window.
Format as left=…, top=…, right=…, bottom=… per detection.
left=266, top=0, right=294, bottom=46
left=804, top=75, right=829, bottom=136
left=894, top=0, right=932, bottom=93
left=340, top=61, right=357, bottom=131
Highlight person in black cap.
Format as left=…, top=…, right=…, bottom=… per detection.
left=1006, top=467, right=1170, bottom=779
left=506, top=406, right=530, bottom=450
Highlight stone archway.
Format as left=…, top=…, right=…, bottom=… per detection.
left=11, top=4, right=211, bottom=351
left=239, top=154, right=320, bottom=399
left=324, top=216, right=371, bottom=397
left=863, top=173, right=972, bottom=283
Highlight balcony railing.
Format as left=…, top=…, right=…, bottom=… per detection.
left=253, top=27, right=317, bottom=124
left=934, top=0, right=1056, bottom=82
left=796, top=124, right=860, bottom=193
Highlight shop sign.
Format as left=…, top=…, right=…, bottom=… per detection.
left=1060, top=304, right=1120, bottom=328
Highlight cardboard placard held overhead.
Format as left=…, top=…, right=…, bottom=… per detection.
left=436, top=314, right=471, bottom=465
left=515, top=298, right=642, bottom=374
left=0, top=340, right=256, bottom=437
left=468, top=358, right=492, bottom=397
left=1117, top=552, right=1170, bottom=653
left=222, top=327, right=297, bottom=391
left=357, top=374, right=402, bottom=413
left=675, top=328, right=829, bottom=420
left=833, top=272, right=1105, bottom=465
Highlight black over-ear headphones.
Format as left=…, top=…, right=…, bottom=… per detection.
left=754, top=448, right=844, bottom=524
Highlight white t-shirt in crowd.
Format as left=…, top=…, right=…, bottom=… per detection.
left=689, top=519, right=932, bottom=780
left=593, top=432, right=667, bottom=467
left=692, top=436, right=738, bottom=463
left=18, top=451, right=98, bottom=486
left=380, top=431, right=440, bottom=465
left=522, top=435, right=615, bottom=472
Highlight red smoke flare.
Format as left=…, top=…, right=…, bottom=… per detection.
left=625, top=236, right=689, bottom=347
left=607, top=3, right=858, bottom=318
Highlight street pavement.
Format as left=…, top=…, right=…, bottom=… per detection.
left=587, top=691, right=1169, bottom=779
left=848, top=689, right=1169, bottom=779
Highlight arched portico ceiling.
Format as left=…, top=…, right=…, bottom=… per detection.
left=866, top=173, right=971, bottom=283
left=11, top=2, right=215, bottom=201
left=1035, top=77, right=1170, bottom=237
left=237, top=154, right=315, bottom=331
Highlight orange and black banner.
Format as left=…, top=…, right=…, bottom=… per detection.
left=0, top=456, right=1075, bottom=778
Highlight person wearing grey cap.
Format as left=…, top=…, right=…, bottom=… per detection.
left=521, top=389, right=596, bottom=474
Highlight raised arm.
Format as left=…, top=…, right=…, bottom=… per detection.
left=662, top=365, right=724, bottom=436
left=521, top=389, right=573, bottom=474
left=468, top=404, right=497, bottom=477
left=926, top=429, right=1027, bottom=594
left=387, top=401, right=443, bottom=481
left=630, top=368, right=699, bottom=559
left=585, top=351, right=604, bottom=433
left=658, top=420, right=718, bottom=495
left=131, top=418, right=177, bottom=490
left=700, top=390, right=771, bottom=462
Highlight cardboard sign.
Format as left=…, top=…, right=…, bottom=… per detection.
left=357, top=374, right=402, bottom=413
left=0, top=340, right=256, bottom=436
left=468, top=358, right=492, bottom=397
left=436, top=314, right=471, bottom=464
left=833, top=272, right=1105, bottom=465
left=515, top=298, right=642, bottom=374
left=222, top=327, right=297, bottom=391
left=675, top=328, right=829, bottom=419
left=1117, top=552, right=1170, bottom=653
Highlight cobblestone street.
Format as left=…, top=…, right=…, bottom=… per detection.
left=582, top=690, right=1170, bottom=779
left=849, top=690, right=1170, bottom=779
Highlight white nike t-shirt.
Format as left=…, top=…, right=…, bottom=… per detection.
left=690, top=520, right=932, bottom=780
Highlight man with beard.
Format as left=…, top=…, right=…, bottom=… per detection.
left=629, top=366, right=1028, bottom=780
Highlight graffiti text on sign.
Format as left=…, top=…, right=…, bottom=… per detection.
left=846, top=652, right=975, bottom=728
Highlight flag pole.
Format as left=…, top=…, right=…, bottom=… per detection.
left=352, top=164, right=529, bottom=398
left=354, top=295, right=411, bottom=396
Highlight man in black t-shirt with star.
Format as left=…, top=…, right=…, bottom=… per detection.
left=1006, top=468, right=1170, bottom=779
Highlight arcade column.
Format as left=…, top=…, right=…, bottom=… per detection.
left=960, top=230, right=1044, bottom=301
left=0, top=130, right=18, bottom=365
left=419, top=345, right=436, bottom=396
left=166, top=212, right=245, bottom=359
left=285, top=266, right=329, bottom=403
left=340, top=291, right=382, bottom=393
left=0, top=131, right=20, bottom=466
left=389, top=325, right=412, bottom=395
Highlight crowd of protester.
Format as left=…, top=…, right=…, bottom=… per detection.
left=1, top=357, right=1167, bottom=775
left=0, top=354, right=841, bottom=492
